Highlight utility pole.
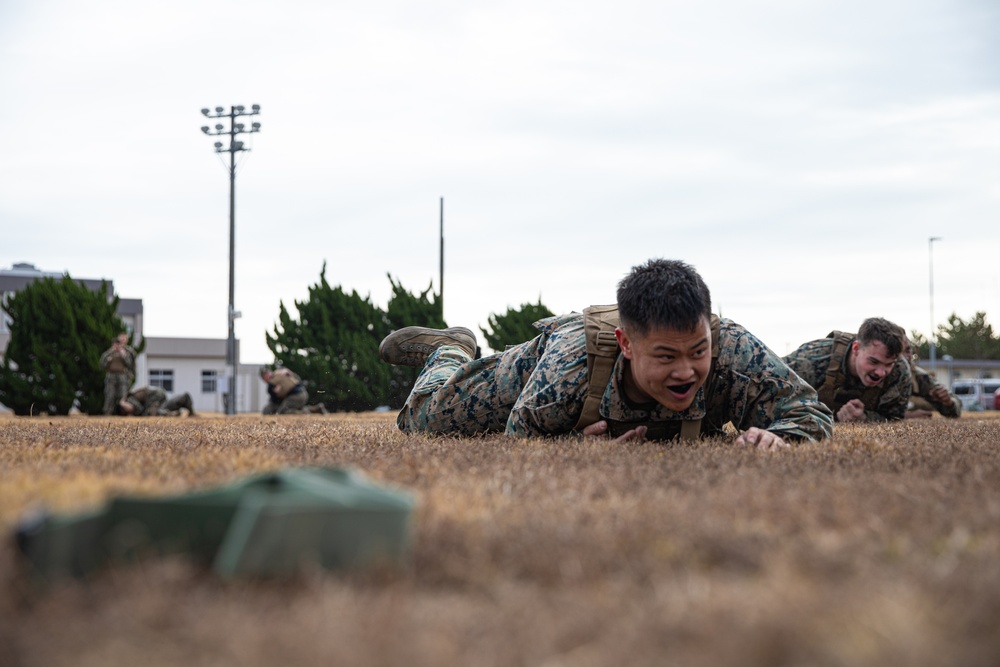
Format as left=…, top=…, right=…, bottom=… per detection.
left=200, top=104, right=261, bottom=415
left=928, top=236, right=941, bottom=374
left=438, top=197, right=444, bottom=322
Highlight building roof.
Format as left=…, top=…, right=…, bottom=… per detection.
left=144, top=337, right=240, bottom=359
left=0, top=262, right=115, bottom=295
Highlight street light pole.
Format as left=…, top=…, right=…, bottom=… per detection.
left=928, top=236, right=941, bottom=374
left=200, top=104, right=261, bottom=415
left=438, top=197, right=444, bottom=323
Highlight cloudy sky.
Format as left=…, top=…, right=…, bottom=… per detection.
left=2, top=0, right=998, bottom=364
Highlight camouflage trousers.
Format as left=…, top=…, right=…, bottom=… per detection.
left=397, top=340, right=542, bottom=436
left=103, top=373, right=132, bottom=415
left=263, top=389, right=309, bottom=415
left=160, top=392, right=195, bottom=416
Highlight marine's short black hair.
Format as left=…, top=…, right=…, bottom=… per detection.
left=616, top=258, right=712, bottom=337
left=857, top=317, right=904, bottom=358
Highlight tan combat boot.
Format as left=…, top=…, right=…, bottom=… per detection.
left=379, top=326, right=478, bottom=366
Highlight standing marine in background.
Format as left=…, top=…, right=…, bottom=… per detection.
left=100, top=332, right=137, bottom=415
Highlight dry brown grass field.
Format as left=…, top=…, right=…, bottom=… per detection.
left=2, top=410, right=1000, bottom=667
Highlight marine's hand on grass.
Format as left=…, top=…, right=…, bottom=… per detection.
left=836, top=398, right=866, bottom=423
left=580, top=420, right=648, bottom=443
left=582, top=421, right=787, bottom=450
left=929, top=386, right=951, bottom=403
left=735, top=427, right=789, bottom=451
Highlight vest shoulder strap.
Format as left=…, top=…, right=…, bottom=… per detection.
left=575, top=305, right=621, bottom=432
left=818, top=331, right=851, bottom=408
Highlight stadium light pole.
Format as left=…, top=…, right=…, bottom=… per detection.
left=928, top=236, right=941, bottom=374
left=200, top=104, right=261, bottom=414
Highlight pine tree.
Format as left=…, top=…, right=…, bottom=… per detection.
left=480, top=299, right=554, bottom=353
left=0, top=275, right=137, bottom=415
left=265, top=265, right=460, bottom=411
left=266, top=266, right=391, bottom=411
left=936, top=312, right=1000, bottom=360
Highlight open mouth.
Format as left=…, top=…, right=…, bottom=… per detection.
left=668, top=382, right=695, bottom=397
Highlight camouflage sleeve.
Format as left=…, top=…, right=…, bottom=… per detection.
left=781, top=339, right=832, bottom=389
left=913, top=366, right=962, bottom=418
left=505, top=318, right=588, bottom=437
left=715, top=323, right=834, bottom=443
left=865, top=360, right=911, bottom=422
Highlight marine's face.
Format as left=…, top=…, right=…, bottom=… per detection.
left=616, top=316, right=712, bottom=412
left=901, top=338, right=916, bottom=362
left=851, top=340, right=898, bottom=387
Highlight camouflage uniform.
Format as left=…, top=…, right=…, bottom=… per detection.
left=100, top=341, right=137, bottom=415
left=908, top=364, right=961, bottom=418
left=120, top=386, right=195, bottom=416
left=783, top=334, right=912, bottom=422
left=262, top=368, right=309, bottom=414
left=398, top=313, right=834, bottom=442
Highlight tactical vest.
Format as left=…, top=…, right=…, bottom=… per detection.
left=817, top=331, right=882, bottom=413
left=573, top=305, right=720, bottom=441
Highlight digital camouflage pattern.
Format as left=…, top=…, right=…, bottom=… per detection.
left=783, top=336, right=912, bottom=422
left=262, top=368, right=309, bottom=415
left=121, top=386, right=195, bottom=416
left=398, top=313, right=834, bottom=442
left=103, top=373, right=132, bottom=415
left=909, top=364, right=961, bottom=418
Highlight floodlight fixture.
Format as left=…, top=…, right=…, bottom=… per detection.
left=214, top=141, right=223, bottom=148
left=215, top=123, right=223, bottom=131
left=201, top=126, right=209, bottom=133
left=251, top=122, right=261, bottom=130
left=215, top=106, right=224, bottom=113
left=201, top=108, right=210, bottom=116
left=251, top=104, right=260, bottom=112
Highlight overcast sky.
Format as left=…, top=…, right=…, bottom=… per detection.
left=2, top=0, right=998, bottom=364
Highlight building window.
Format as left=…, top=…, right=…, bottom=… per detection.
left=201, top=370, right=217, bottom=393
left=150, top=369, right=174, bottom=392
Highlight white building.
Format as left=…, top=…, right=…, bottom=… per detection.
left=0, top=262, right=268, bottom=414
left=142, top=337, right=269, bottom=414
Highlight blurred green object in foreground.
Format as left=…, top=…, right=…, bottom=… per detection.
left=14, top=467, right=414, bottom=579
